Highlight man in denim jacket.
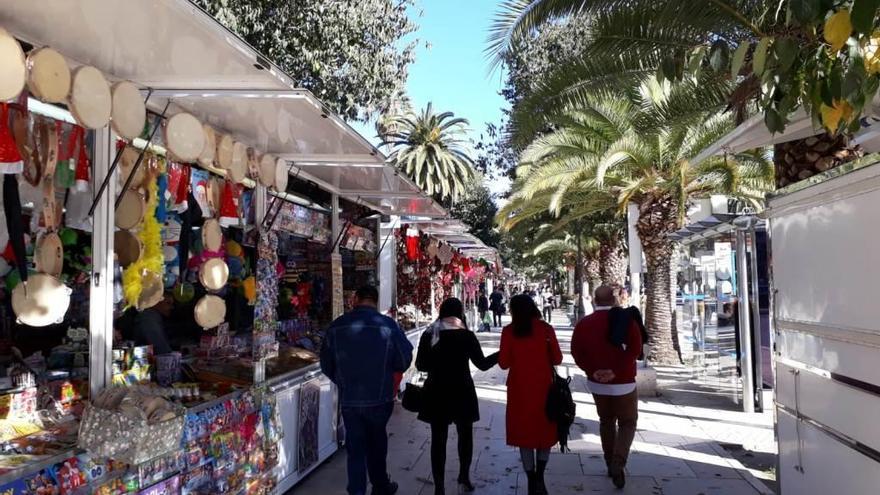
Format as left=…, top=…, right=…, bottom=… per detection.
left=321, top=285, right=413, bottom=495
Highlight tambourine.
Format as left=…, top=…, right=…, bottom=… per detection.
left=202, top=218, right=223, bottom=252
left=216, top=134, right=233, bottom=170
left=114, top=230, right=143, bottom=268
left=115, top=190, right=146, bottom=230
left=246, top=147, right=260, bottom=181
left=26, top=47, right=70, bottom=104
left=111, top=81, right=145, bottom=140
left=137, top=271, right=164, bottom=310
left=164, top=112, right=204, bottom=162
left=194, top=295, right=226, bottom=329
left=275, top=158, right=289, bottom=192
left=205, top=177, right=220, bottom=218
left=199, top=257, right=229, bottom=291
left=0, top=28, right=26, bottom=101
left=229, top=141, right=247, bottom=184
left=118, top=146, right=148, bottom=190
left=198, top=125, right=216, bottom=168
left=259, top=154, right=276, bottom=188
left=11, top=273, right=72, bottom=327
left=69, top=66, right=111, bottom=129
left=34, top=232, right=63, bottom=277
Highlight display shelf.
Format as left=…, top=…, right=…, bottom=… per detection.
left=0, top=449, right=80, bottom=487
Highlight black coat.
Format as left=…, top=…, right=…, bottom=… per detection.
left=416, top=327, right=498, bottom=425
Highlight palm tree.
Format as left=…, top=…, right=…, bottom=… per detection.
left=504, top=80, right=774, bottom=363
left=488, top=0, right=863, bottom=187
left=382, top=103, right=477, bottom=201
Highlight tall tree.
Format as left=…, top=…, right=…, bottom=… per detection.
left=503, top=80, right=774, bottom=363
left=449, top=181, right=501, bottom=248
left=489, top=0, right=880, bottom=186
left=192, top=0, right=418, bottom=122
left=382, top=104, right=477, bottom=201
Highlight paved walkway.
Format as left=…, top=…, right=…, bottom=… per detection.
left=292, top=311, right=776, bottom=494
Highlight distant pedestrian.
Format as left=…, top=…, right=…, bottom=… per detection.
left=489, top=287, right=504, bottom=328
left=541, top=287, right=553, bottom=322
left=611, top=285, right=648, bottom=361
left=499, top=294, right=563, bottom=495
left=571, top=286, right=642, bottom=489
left=416, top=298, right=499, bottom=495
left=320, top=286, right=413, bottom=495
left=477, top=290, right=489, bottom=332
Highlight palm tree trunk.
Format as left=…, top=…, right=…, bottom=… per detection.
left=599, top=235, right=627, bottom=285
left=636, top=196, right=681, bottom=365
left=773, top=133, right=862, bottom=188
left=585, top=256, right=601, bottom=297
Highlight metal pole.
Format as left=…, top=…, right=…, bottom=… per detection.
left=748, top=227, right=764, bottom=412
left=735, top=228, right=756, bottom=413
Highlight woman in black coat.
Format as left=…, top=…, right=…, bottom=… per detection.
left=416, top=298, right=499, bottom=495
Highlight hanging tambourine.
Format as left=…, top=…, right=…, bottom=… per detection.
left=0, top=28, right=26, bottom=102
left=0, top=103, right=24, bottom=175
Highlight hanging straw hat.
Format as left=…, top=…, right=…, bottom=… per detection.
left=11, top=273, right=71, bottom=327
left=137, top=271, right=164, bottom=310
left=199, top=257, right=229, bottom=292
left=34, top=231, right=63, bottom=276
left=194, top=294, right=226, bottom=329
left=115, top=190, right=145, bottom=230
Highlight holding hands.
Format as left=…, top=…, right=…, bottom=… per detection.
left=592, top=369, right=616, bottom=383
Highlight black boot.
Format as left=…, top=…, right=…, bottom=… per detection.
left=525, top=470, right=537, bottom=495
left=457, top=474, right=475, bottom=493
left=535, top=460, right=548, bottom=495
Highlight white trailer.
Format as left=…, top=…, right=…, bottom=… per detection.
left=768, top=161, right=880, bottom=495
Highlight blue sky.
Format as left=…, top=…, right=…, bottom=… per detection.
left=355, top=0, right=508, bottom=145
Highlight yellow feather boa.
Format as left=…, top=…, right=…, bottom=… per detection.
left=122, top=165, right=165, bottom=309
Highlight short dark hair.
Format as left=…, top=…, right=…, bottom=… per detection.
left=355, top=285, right=379, bottom=303
left=594, top=285, right=616, bottom=306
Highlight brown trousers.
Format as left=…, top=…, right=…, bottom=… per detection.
left=592, top=389, right=639, bottom=469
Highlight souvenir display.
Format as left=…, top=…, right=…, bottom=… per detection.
left=228, top=141, right=247, bottom=184
left=164, top=112, right=205, bottom=162
left=194, top=295, right=226, bottom=329
left=110, top=80, right=146, bottom=140
left=115, top=189, right=146, bottom=230
left=202, top=218, right=223, bottom=252
left=69, top=65, right=111, bottom=129
left=26, top=47, right=71, bottom=103
left=119, top=145, right=148, bottom=189
left=199, top=124, right=216, bottom=168
left=34, top=230, right=63, bottom=276
left=199, top=257, right=229, bottom=292
left=0, top=27, right=26, bottom=101
left=115, top=229, right=143, bottom=268
left=274, top=160, right=290, bottom=195
left=259, top=153, right=275, bottom=188
left=11, top=273, right=72, bottom=327
left=216, top=133, right=233, bottom=170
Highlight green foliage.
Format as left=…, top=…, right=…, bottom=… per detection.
left=382, top=104, right=477, bottom=201
left=191, top=0, right=417, bottom=122
left=449, top=181, right=501, bottom=248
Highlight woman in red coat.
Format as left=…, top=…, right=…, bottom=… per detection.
left=499, top=294, right=563, bottom=495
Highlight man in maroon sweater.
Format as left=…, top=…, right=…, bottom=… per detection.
left=571, top=285, right=643, bottom=489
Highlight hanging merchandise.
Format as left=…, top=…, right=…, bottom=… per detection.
left=122, top=170, right=165, bottom=310
left=194, top=294, right=226, bottom=329
left=0, top=27, right=26, bottom=102
left=26, top=47, right=71, bottom=104
left=109, top=80, right=146, bottom=141
left=0, top=103, right=24, bottom=174
left=405, top=227, right=420, bottom=261
left=198, top=124, right=216, bottom=169
left=216, top=133, right=233, bottom=170
left=218, top=180, right=240, bottom=228
left=190, top=168, right=211, bottom=218
left=164, top=112, right=205, bottom=163
left=68, top=66, right=111, bottom=130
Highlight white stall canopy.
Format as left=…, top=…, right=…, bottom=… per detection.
left=413, top=219, right=498, bottom=259
left=0, top=0, right=447, bottom=217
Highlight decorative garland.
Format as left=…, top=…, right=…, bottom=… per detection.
left=122, top=166, right=165, bottom=308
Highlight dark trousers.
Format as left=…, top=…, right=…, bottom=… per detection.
left=543, top=306, right=552, bottom=321
left=492, top=310, right=502, bottom=327
left=342, top=403, right=394, bottom=495
left=593, top=390, right=639, bottom=469
left=430, top=421, right=473, bottom=493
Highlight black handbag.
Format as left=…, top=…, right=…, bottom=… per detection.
left=401, top=383, right=424, bottom=413
left=544, top=334, right=576, bottom=452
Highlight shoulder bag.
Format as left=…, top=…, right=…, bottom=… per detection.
left=544, top=326, right=576, bottom=452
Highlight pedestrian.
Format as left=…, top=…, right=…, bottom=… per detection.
left=416, top=298, right=499, bottom=495
left=320, top=285, right=413, bottom=495
left=611, top=285, right=648, bottom=361
left=499, top=294, right=563, bottom=495
left=571, top=286, right=642, bottom=489
left=477, top=290, right=489, bottom=332
left=489, top=287, right=504, bottom=328
left=541, top=287, right=553, bottom=322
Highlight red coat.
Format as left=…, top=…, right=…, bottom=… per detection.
left=571, top=309, right=642, bottom=384
left=498, top=319, right=563, bottom=449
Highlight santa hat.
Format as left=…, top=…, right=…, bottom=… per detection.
left=218, top=180, right=240, bottom=228
left=0, top=104, right=23, bottom=175
left=74, top=126, right=90, bottom=191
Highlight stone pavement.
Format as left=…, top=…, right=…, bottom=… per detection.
left=291, top=310, right=776, bottom=494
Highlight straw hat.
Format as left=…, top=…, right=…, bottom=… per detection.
left=34, top=232, right=63, bottom=276
left=137, top=271, right=165, bottom=310
left=11, top=273, right=71, bottom=327
left=194, top=295, right=226, bottom=329
left=115, top=190, right=145, bottom=230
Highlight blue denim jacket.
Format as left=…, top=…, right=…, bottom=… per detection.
left=320, top=306, right=414, bottom=408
